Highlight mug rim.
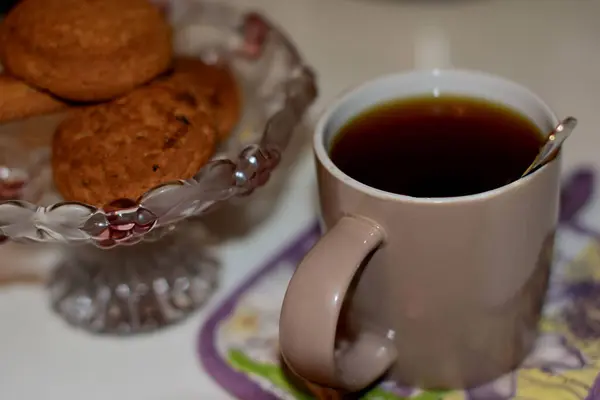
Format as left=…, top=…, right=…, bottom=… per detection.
left=313, top=68, right=561, bottom=205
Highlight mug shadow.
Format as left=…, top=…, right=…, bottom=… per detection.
left=280, top=355, right=387, bottom=399
left=280, top=354, right=354, bottom=399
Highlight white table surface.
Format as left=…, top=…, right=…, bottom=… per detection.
left=2, top=0, right=600, bottom=398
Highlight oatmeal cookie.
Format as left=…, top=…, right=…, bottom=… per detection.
left=160, top=57, right=242, bottom=139
left=0, top=0, right=172, bottom=101
left=52, top=84, right=217, bottom=207
left=0, top=73, right=69, bottom=123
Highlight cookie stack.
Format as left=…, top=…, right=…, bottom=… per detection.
left=0, top=0, right=241, bottom=207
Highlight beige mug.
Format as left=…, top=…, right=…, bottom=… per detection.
left=279, top=70, right=563, bottom=392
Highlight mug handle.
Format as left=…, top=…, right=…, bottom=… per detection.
left=279, top=216, right=397, bottom=391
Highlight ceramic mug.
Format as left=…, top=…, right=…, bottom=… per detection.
left=279, top=70, right=563, bottom=392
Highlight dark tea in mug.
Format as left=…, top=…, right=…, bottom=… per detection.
left=330, top=96, right=545, bottom=197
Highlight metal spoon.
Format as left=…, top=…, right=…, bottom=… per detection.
left=521, top=116, right=578, bottom=178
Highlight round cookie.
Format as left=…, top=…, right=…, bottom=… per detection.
left=0, top=73, right=69, bottom=123
left=52, top=84, right=217, bottom=207
left=0, top=0, right=173, bottom=101
left=161, top=57, right=242, bottom=140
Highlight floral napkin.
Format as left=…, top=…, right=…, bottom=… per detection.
left=199, top=167, right=600, bottom=400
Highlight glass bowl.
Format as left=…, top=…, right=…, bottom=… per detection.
left=0, top=0, right=317, bottom=334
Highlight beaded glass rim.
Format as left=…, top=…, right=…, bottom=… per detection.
left=0, top=1, right=317, bottom=248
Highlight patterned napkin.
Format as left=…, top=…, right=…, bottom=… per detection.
left=199, top=167, right=600, bottom=400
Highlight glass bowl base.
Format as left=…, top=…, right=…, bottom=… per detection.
left=48, top=224, right=218, bottom=334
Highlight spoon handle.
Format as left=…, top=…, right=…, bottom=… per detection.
left=521, top=116, right=578, bottom=177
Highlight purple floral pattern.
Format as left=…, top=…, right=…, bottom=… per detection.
left=197, top=166, right=600, bottom=400
left=586, top=374, right=600, bottom=400
left=560, top=167, right=595, bottom=224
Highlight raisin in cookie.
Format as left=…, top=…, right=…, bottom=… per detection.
left=159, top=57, right=241, bottom=139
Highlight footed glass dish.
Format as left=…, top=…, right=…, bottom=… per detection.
left=0, top=0, right=317, bottom=334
